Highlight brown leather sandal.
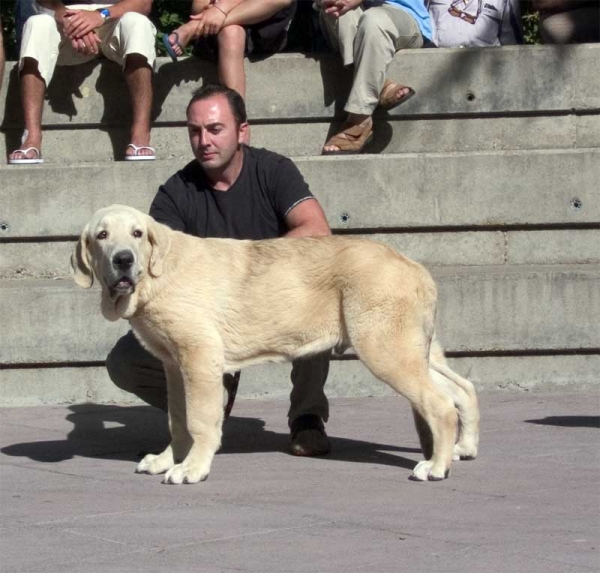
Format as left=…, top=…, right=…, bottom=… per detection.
left=321, top=122, right=374, bottom=155
left=379, top=79, right=415, bottom=110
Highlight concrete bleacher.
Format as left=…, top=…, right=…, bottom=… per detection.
left=1, top=44, right=599, bottom=406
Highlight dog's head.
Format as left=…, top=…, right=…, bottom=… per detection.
left=71, top=204, right=171, bottom=319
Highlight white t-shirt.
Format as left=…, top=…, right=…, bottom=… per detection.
left=427, top=0, right=522, bottom=46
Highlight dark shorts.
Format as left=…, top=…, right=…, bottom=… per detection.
left=193, top=1, right=297, bottom=60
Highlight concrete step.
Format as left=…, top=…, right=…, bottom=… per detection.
left=1, top=354, right=599, bottom=407
left=2, top=46, right=599, bottom=129
left=1, top=265, right=598, bottom=366
left=2, top=229, right=600, bottom=280
left=2, top=114, right=598, bottom=162
left=2, top=149, right=598, bottom=239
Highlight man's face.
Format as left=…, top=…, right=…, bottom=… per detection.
left=187, top=95, right=247, bottom=171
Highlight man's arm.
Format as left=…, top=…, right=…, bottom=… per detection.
left=266, top=154, right=331, bottom=238
left=284, top=198, right=332, bottom=238
left=320, top=0, right=363, bottom=18
left=40, top=0, right=152, bottom=40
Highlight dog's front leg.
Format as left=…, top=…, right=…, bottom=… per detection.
left=137, top=362, right=192, bottom=476
left=163, top=351, right=224, bottom=485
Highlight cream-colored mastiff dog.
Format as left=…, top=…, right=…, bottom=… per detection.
left=72, top=205, right=479, bottom=484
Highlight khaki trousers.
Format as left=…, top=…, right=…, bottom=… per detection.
left=319, top=3, right=423, bottom=115
left=19, top=5, right=156, bottom=84
left=106, top=331, right=330, bottom=427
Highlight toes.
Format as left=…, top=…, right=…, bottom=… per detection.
left=163, top=463, right=208, bottom=485
left=136, top=452, right=174, bottom=475
left=453, top=443, right=478, bottom=460
left=410, top=460, right=449, bottom=482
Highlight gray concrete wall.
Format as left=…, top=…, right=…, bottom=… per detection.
left=2, top=266, right=598, bottom=365
left=1, top=45, right=598, bottom=406
left=2, top=150, right=599, bottom=239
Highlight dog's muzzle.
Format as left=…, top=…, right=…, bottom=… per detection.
left=109, top=250, right=137, bottom=297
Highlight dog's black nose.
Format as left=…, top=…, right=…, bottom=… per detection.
left=113, top=250, right=134, bottom=271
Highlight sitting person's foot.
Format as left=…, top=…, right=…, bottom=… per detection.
left=322, top=114, right=373, bottom=155
left=290, top=414, right=331, bottom=456
left=8, top=133, right=43, bottom=164
left=125, top=130, right=155, bottom=161
left=164, top=21, right=200, bottom=59
left=378, top=79, right=415, bottom=110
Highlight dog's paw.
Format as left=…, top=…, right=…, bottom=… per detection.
left=136, top=450, right=174, bottom=475
left=163, top=461, right=209, bottom=485
left=410, top=460, right=449, bottom=482
left=452, top=441, right=478, bottom=461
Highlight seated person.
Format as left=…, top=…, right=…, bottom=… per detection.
left=162, top=0, right=296, bottom=98
left=427, top=0, right=522, bottom=46
left=533, top=0, right=599, bottom=44
left=8, top=0, right=156, bottom=165
left=317, top=0, right=432, bottom=155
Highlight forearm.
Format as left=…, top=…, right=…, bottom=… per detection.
left=284, top=199, right=332, bottom=238
left=191, top=0, right=211, bottom=15
left=222, top=0, right=293, bottom=27
left=284, top=223, right=331, bottom=238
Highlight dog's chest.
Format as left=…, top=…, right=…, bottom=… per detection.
left=129, top=316, right=173, bottom=363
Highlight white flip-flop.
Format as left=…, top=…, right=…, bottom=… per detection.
left=8, top=147, right=44, bottom=165
left=125, top=144, right=156, bottom=161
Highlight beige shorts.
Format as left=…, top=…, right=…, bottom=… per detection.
left=19, top=4, right=156, bottom=84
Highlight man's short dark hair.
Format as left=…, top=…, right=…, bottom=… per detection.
left=186, top=83, right=248, bottom=127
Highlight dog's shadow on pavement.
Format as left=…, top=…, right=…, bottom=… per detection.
left=1, top=404, right=419, bottom=471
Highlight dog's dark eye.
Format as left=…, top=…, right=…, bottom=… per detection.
left=133, top=230, right=143, bottom=238
left=97, top=230, right=108, bottom=240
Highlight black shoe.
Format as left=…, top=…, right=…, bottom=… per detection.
left=290, top=414, right=330, bottom=457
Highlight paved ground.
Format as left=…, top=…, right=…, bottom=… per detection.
left=1, top=390, right=598, bottom=573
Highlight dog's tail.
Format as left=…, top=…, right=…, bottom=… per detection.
left=430, top=359, right=476, bottom=397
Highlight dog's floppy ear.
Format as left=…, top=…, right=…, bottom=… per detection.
left=147, top=216, right=172, bottom=277
left=70, top=227, right=94, bottom=288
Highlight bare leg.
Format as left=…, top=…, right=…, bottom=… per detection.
left=223, top=0, right=293, bottom=26
left=8, top=58, right=45, bottom=161
left=217, top=24, right=246, bottom=97
left=124, top=54, right=153, bottom=158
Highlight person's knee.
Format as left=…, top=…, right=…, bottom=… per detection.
left=20, top=13, right=56, bottom=59
left=117, top=13, right=156, bottom=67
left=23, top=13, right=55, bottom=35
left=106, top=340, right=136, bottom=392
left=358, top=8, right=390, bottom=37
left=218, top=24, right=246, bottom=53
left=119, top=11, right=154, bottom=33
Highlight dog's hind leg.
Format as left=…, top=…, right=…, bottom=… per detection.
left=428, top=336, right=479, bottom=460
left=430, top=361, right=480, bottom=461
left=353, top=330, right=457, bottom=481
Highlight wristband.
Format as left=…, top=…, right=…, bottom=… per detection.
left=96, top=8, right=111, bottom=23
